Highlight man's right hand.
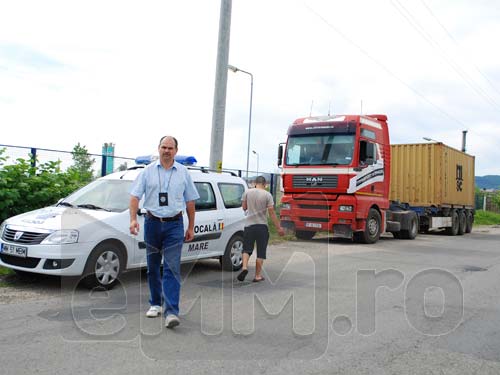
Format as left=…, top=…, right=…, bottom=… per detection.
left=130, top=219, right=140, bottom=235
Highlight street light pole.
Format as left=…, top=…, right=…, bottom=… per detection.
left=228, top=64, right=253, bottom=181
left=252, top=150, right=259, bottom=176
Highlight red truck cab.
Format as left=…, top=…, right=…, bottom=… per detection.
left=278, top=114, right=392, bottom=243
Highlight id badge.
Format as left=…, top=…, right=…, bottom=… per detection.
left=159, top=192, right=168, bottom=206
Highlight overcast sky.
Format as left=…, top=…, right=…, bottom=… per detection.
left=1, top=0, right=499, bottom=176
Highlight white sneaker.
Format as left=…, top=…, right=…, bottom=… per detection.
left=146, top=305, right=162, bottom=318
left=165, top=314, right=180, bottom=329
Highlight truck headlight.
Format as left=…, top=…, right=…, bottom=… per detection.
left=281, top=203, right=291, bottom=210
left=41, top=230, right=79, bottom=244
left=339, top=205, right=354, bottom=212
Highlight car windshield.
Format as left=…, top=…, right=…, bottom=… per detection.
left=285, top=134, right=355, bottom=166
left=60, top=179, right=133, bottom=212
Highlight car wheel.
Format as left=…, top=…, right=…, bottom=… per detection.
left=220, top=234, right=244, bottom=271
left=81, top=242, right=125, bottom=290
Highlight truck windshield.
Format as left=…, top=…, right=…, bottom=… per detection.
left=285, top=134, right=355, bottom=166
left=59, top=179, right=133, bottom=212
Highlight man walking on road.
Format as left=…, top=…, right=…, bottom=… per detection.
left=237, top=176, right=285, bottom=282
left=129, top=136, right=199, bottom=328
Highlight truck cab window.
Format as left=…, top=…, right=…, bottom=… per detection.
left=359, top=140, right=376, bottom=165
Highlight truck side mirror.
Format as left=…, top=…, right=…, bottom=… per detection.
left=277, top=144, right=284, bottom=167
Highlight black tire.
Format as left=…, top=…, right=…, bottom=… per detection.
left=445, top=209, right=459, bottom=236
left=465, top=210, right=473, bottom=233
left=220, top=234, right=244, bottom=271
left=401, top=214, right=418, bottom=240
left=354, top=208, right=381, bottom=244
left=457, top=210, right=466, bottom=235
left=295, top=230, right=315, bottom=240
left=465, top=211, right=473, bottom=233
left=81, top=242, right=125, bottom=290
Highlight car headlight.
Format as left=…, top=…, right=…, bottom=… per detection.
left=339, top=205, right=354, bottom=212
left=41, top=230, right=79, bottom=244
left=281, top=203, right=291, bottom=210
left=0, top=222, right=6, bottom=237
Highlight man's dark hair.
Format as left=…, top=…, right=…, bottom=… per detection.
left=255, top=176, right=266, bottom=185
left=158, top=136, right=178, bottom=148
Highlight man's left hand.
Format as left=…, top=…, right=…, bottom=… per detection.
left=185, top=228, right=195, bottom=242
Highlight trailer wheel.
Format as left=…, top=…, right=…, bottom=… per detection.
left=295, top=230, right=315, bottom=240
left=401, top=213, right=418, bottom=240
left=445, top=209, right=459, bottom=236
left=457, top=210, right=466, bottom=235
left=465, top=211, right=473, bottom=233
left=354, top=208, right=381, bottom=244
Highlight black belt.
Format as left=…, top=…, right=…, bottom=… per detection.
left=146, top=211, right=182, bottom=222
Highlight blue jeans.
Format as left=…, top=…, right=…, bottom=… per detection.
left=144, top=216, right=184, bottom=316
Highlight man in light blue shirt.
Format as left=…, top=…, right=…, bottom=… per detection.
left=129, top=136, right=199, bottom=329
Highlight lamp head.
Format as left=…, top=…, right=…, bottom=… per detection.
left=227, top=64, right=239, bottom=73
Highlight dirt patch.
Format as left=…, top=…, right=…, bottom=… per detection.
left=0, top=274, right=62, bottom=304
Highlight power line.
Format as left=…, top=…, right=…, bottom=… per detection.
left=420, top=0, right=500, bottom=98
left=303, top=2, right=469, bottom=129
left=390, top=0, right=500, bottom=113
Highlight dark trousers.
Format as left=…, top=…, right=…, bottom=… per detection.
left=144, top=216, right=184, bottom=316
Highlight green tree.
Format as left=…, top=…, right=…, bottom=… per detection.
left=0, top=149, right=84, bottom=222
left=67, top=143, right=95, bottom=184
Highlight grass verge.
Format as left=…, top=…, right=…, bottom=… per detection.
left=474, top=210, right=500, bottom=226
left=0, top=266, right=14, bottom=287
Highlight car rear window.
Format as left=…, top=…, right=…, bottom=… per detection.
left=217, top=183, right=245, bottom=209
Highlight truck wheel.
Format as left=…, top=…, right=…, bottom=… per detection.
left=220, top=234, right=244, bottom=271
left=465, top=211, right=473, bottom=233
left=295, top=230, right=315, bottom=240
left=354, top=208, right=381, bottom=244
left=457, top=210, right=466, bottom=235
left=81, top=242, right=125, bottom=290
left=401, top=214, right=418, bottom=240
left=445, top=209, right=459, bottom=236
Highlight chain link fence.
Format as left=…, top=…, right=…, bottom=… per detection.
left=0, top=144, right=280, bottom=205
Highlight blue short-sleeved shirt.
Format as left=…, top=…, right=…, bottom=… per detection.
left=130, top=160, right=200, bottom=217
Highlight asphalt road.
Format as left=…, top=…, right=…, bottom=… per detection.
left=2, top=226, right=500, bottom=374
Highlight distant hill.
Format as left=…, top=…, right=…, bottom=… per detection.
left=476, top=175, right=500, bottom=190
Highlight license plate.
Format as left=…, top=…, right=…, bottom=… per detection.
left=305, top=222, right=322, bottom=229
left=0, top=243, right=28, bottom=258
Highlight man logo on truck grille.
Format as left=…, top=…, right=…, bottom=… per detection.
left=456, top=165, right=463, bottom=192
left=306, top=177, right=323, bottom=186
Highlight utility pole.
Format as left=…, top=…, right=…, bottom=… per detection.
left=209, top=0, right=232, bottom=171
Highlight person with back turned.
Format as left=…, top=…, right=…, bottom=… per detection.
left=237, top=176, right=284, bottom=282
left=129, top=136, right=199, bottom=328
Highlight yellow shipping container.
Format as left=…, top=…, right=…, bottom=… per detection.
left=389, top=143, right=475, bottom=208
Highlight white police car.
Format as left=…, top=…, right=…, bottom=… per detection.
left=0, top=156, right=247, bottom=289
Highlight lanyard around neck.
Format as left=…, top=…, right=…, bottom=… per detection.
left=157, top=165, right=174, bottom=193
